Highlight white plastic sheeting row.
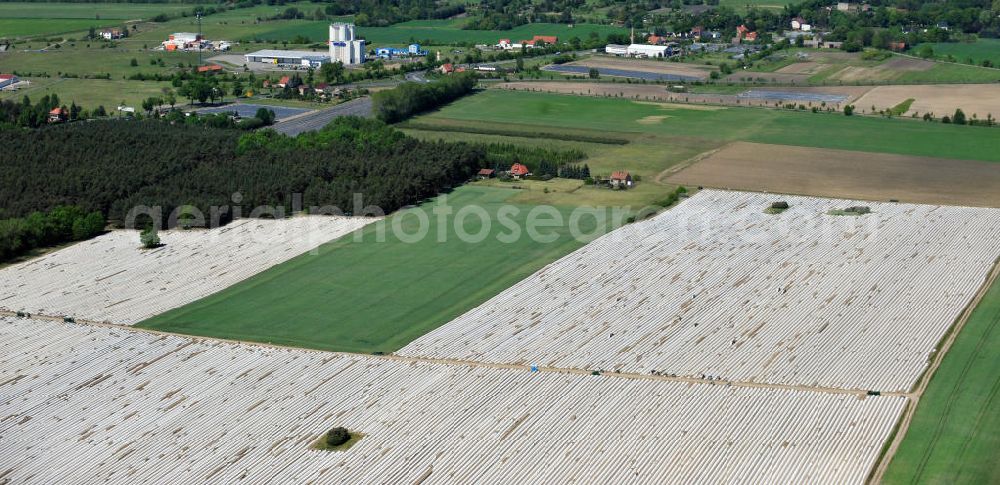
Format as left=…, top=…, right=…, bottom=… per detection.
left=0, top=216, right=374, bottom=325
left=0, top=317, right=904, bottom=484
left=399, top=190, right=1000, bottom=392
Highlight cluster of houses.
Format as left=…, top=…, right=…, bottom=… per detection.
left=495, top=35, right=559, bottom=50
left=99, top=28, right=125, bottom=40
left=606, top=23, right=763, bottom=58
left=262, top=75, right=344, bottom=99
left=476, top=163, right=532, bottom=180
left=477, top=163, right=635, bottom=190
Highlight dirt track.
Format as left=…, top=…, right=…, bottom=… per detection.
left=666, top=141, right=1000, bottom=207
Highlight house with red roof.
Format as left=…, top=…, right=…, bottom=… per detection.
left=610, top=170, right=633, bottom=189
left=196, top=64, right=223, bottom=74
left=477, top=168, right=495, bottom=180
left=439, top=63, right=454, bottom=74
left=48, top=107, right=67, bottom=123
left=532, top=35, right=558, bottom=45
left=509, top=163, right=530, bottom=179
left=0, top=74, right=18, bottom=89
left=734, top=24, right=758, bottom=44
left=276, top=75, right=291, bottom=88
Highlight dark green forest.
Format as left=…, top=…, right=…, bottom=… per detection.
left=0, top=206, right=105, bottom=263
left=0, top=117, right=486, bottom=230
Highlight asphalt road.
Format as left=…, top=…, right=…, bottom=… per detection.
left=405, top=71, right=430, bottom=83
left=272, top=96, right=373, bottom=136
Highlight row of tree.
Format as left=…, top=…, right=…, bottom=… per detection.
left=372, top=73, right=478, bottom=123
left=0, top=94, right=83, bottom=129
left=482, top=143, right=587, bottom=176
left=0, top=206, right=105, bottom=264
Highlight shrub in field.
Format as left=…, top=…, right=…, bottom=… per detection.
left=325, top=427, right=350, bottom=447
left=140, top=228, right=160, bottom=248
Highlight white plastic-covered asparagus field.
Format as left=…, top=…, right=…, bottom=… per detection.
left=0, top=216, right=373, bottom=325
left=0, top=317, right=904, bottom=484
left=399, top=190, right=1000, bottom=392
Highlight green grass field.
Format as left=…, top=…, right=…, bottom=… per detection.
left=417, top=89, right=1000, bottom=162
left=0, top=78, right=179, bottom=110
left=883, top=273, right=1000, bottom=484
left=718, top=0, right=800, bottom=10
left=917, top=39, right=1000, bottom=67
left=261, top=19, right=625, bottom=46
left=895, top=61, right=1000, bottom=84
left=138, top=186, right=623, bottom=353
left=0, top=2, right=202, bottom=20
left=0, top=43, right=200, bottom=77
left=0, top=2, right=213, bottom=39
left=0, top=18, right=121, bottom=38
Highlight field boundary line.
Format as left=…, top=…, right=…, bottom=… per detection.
left=654, top=143, right=730, bottom=185
left=866, top=255, right=1000, bottom=484
left=0, top=309, right=907, bottom=399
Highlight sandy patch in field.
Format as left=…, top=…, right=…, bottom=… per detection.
left=567, top=57, right=712, bottom=78
left=777, top=62, right=824, bottom=74
left=881, top=57, right=935, bottom=71
left=853, top=84, right=1000, bottom=118
left=667, top=141, right=1000, bottom=207
left=828, top=57, right=934, bottom=82
left=637, top=115, right=670, bottom=124
left=827, top=66, right=896, bottom=82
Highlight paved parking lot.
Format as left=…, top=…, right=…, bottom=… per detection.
left=543, top=64, right=702, bottom=82
left=196, top=103, right=311, bottom=121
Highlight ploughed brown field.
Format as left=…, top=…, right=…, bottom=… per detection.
left=666, top=141, right=1000, bottom=207
left=854, top=84, right=1000, bottom=118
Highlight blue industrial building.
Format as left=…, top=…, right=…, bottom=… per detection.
left=375, top=44, right=427, bottom=59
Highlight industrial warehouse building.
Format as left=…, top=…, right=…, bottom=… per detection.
left=0, top=74, right=19, bottom=89
left=245, top=22, right=364, bottom=67
left=243, top=49, right=331, bottom=68
left=329, top=22, right=365, bottom=65
left=605, top=43, right=673, bottom=57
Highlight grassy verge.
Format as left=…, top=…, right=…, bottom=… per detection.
left=416, top=89, right=1000, bottom=162
left=889, top=98, right=915, bottom=116
left=882, top=270, right=1000, bottom=484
